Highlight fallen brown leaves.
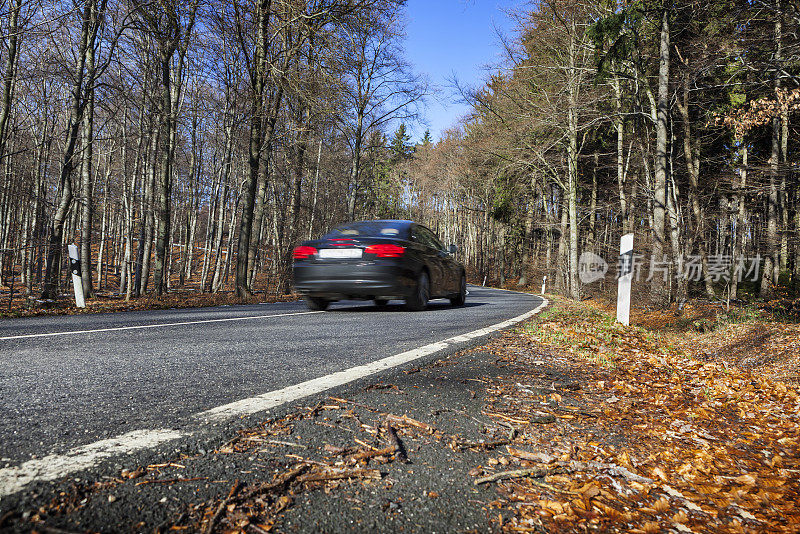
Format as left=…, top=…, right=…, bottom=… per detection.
left=473, top=298, right=800, bottom=533
left=0, top=290, right=297, bottom=319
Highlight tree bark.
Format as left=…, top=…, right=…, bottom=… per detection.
left=236, top=0, right=272, bottom=297
left=42, top=0, right=104, bottom=299
left=677, top=71, right=714, bottom=297
left=651, top=5, right=670, bottom=304
left=79, top=82, right=95, bottom=299
left=566, top=18, right=581, bottom=300
left=731, top=143, right=748, bottom=299
left=611, top=75, right=629, bottom=234
left=152, top=1, right=197, bottom=295
left=761, top=0, right=782, bottom=297
left=0, top=0, right=21, bottom=162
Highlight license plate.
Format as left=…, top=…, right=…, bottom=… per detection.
left=318, top=248, right=363, bottom=259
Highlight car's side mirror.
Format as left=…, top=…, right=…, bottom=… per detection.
left=448, top=244, right=458, bottom=254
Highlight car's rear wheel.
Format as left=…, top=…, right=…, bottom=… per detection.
left=405, top=271, right=430, bottom=311
left=305, top=297, right=330, bottom=311
left=374, top=299, right=389, bottom=307
left=450, top=273, right=466, bottom=307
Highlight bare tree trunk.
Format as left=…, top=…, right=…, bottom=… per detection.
left=731, top=143, right=748, bottom=298
left=761, top=0, right=782, bottom=297
left=589, top=154, right=597, bottom=251
left=149, top=0, right=197, bottom=296
left=221, top=185, right=241, bottom=290
left=651, top=5, right=670, bottom=304
left=308, top=137, right=322, bottom=239
left=611, top=75, right=629, bottom=234
left=518, top=178, right=535, bottom=286
left=153, top=63, right=176, bottom=296
left=779, top=106, right=789, bottom=275
left=556, top=188, right=568, bottom=293
left=667, top=174, right=686, bottom=302
left=565, top=19, right=581, bottom=299
left=42, top=0, right=103, bottom=300
left=211, top=169, right=231, bottom=292
left=136, top=125, right=158, bottom=296
left=184, top=119, right=200, bottom=283
left=236, top=0, right=272, bottom=297
left=96, top=165, right=110, bottom=289
left=677, top=73, right=714, bottom=297
left=26, top=119, right=47, bottom=295
left=0, top=0, right=21, bottom=162
left=347, top=114, right=364, bottom=221
left=79, top=84, right=95, bottom=299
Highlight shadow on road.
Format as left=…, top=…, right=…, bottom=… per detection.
left=329, top=301, right=487, bottom=313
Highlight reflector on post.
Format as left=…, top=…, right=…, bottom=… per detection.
left=616, top=234, right=633, bottom=326
left=68, top=244, right=86, bottom=308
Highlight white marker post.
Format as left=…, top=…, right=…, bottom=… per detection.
left=541, top=276, right=547, bottom=295
left=616, top=234, right=634, bottom=326
left=68, top=244, right=86, bottom=308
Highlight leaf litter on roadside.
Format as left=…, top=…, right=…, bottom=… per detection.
left=470, top=298, right=800, bottom=533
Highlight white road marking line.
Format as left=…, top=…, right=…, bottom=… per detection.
left=0, top=311, right=322, bottom=341
left=198, top=297, right=549, bottom=422
left=0, top=296, right=548, bottom=499
left=0, top=429, right=184, bottom=499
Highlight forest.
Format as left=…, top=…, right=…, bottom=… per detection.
left=0, top=0, right=798, bottom=308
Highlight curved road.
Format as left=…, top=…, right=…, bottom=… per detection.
left=0, top=287, right=544, bottom=497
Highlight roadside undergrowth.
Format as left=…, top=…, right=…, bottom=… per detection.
left=0, top=291, right=297, bottom=319
left=475, top=296, right=800, bottom=533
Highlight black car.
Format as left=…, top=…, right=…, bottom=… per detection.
left=292, top=220, right=467, bottom=311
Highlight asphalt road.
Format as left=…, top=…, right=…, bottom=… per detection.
left=0, top=287, right=543, bottom=479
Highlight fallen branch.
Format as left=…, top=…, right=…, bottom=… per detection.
left=147, top=462, right=186, bottom=469
left=265, top=439, right=306, bottom=448
left=549, top=406, right=598, bottom=419
left=351, top=446, right=395, bottom=461
left=329, top=396, right=382, bottom=413
left=529, top=414, right=557, bottom=424
left=506, top=447, right=555, bottom=464
left=474, top=467, right=562, bottom=485
left=323, top=444, right=353, bottom=456
left=298, top=468, right=382, bottom=484
left=482, top=411, right=532, bottom=425
left=472, top=458, right=653, bottom=487
left=354, top=438, right=378, bottom=450
left=566, top=461, right=653, bottom=484
left=384, top=423, right=409, bottom=463
left=307, top=401, right=324, bottom=416
left=135, top=477, right=206, bottom=486
left=204, top=479, right=242, bottom=534
left=453, top=439, right=511, bottom=451
left=365, top=383, right=405, bottom=394
left=234, top=464, right=309, bottom=503
left=385, top=413, right=436, bottom=433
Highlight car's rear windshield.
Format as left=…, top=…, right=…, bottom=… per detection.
left=323, top=221, right=408, bottom=239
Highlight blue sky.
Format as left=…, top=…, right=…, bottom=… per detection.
left=403, top=0, right=521, bottom=143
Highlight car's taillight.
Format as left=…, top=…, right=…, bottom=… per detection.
left=365, top=244, right=405, bottom=258
left=293, top=246, right=317, bottom=260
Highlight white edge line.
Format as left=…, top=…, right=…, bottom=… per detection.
left=0, top=429, right=184, bottom=499
left=195, top=295, right=549, bottom=422
left=0, top=296, right=548, bottom=499
left=0, top=311, right=322, bottom=341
